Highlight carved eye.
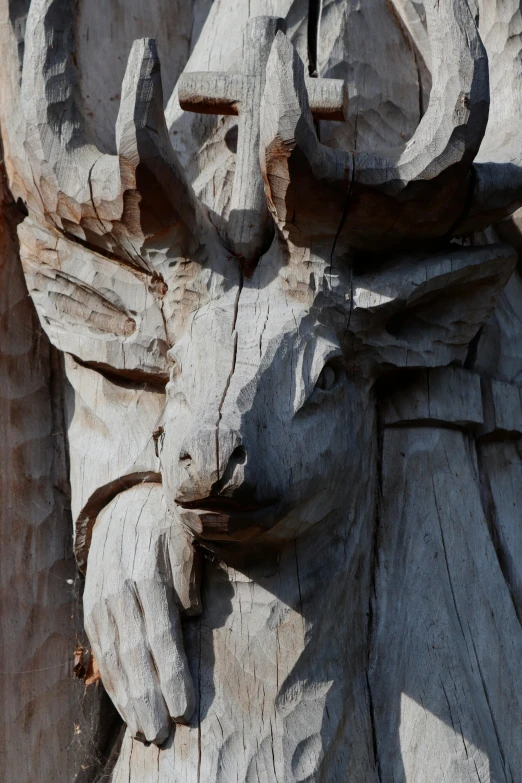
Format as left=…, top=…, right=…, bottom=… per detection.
left=315, top=362, right=340, bottom=392
left=153, top=426, right=165, bottom=458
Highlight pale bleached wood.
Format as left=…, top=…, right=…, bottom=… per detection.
left=177, top=23, right=347, bottom=262
left=165, top=0, right=307, bottom=194
left=83, top=484, right=200, bottom=744
left=3, top=2, right=522, bottom=781
left=350, top=245, right=516, bottom=370
left=20, top=0, right=207, bottom=266
left=166, top=0, right=429, bottom=226
left=64, top=355, right=165, bottom=572
left=389, top=0, right=432, bottom=71
left=179, top=16, right=286, bottom=262
left=260, top=7, right=489, bottom=250
left=179, top=72, right=347, bottom=121
left=111, top=468, right=379, bottom=781
left=13, top=158, right=518, bottom=777
left=77, top=0, right=197, bottom=153
left=457, top=0, right=522, bottom=231
left=18, top=219, right=172, bottom=381
left=71, top=231, right=514, bottom=780
left=316, top=0, right=431, bottom=155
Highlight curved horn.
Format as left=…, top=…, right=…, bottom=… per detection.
left=455, top=0, right=522, bottom=234
left=22, top=0, right=121, bottom=229
left=114, top=38, right=205, bottom=258
left=260, top=0, right=489, bottom=251
left=21, top=0, right=203, bottom=263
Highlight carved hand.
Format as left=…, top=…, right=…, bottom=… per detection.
left=83, top=483, right=200, bottom=745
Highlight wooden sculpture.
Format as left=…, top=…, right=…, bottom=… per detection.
left=2, top=0, right=522, bottom=780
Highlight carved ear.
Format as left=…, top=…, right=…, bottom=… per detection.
left=21, top=0, right=209, bottom=266
left=18, top=214, right=235, bottom=384
left=18, top=22, right=234, bottom=382
left=18, top=219, right=172, bottom=382
left=348, top=244, right=517, bottom=371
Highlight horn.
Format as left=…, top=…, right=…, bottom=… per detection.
left=260, top=0, right=489, bottom=251
left=454, top=0, right=522, bottom=234
left=21, top=0, right=204, bottom=265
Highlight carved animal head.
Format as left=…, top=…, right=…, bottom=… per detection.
left=155, top=236, right=514, bottom=545
left=11, top=0, right=522, bottom=553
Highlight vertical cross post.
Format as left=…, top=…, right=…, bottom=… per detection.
left=229, top=17, right=286, bottom=263
left=179, top=16, right=348, bottom=265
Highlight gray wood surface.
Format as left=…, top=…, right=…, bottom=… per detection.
left=2, top=0, right=522, bottom=780
left=371, top=426, right=522, bottom=782
left=0, top=150, right=86, bottom=780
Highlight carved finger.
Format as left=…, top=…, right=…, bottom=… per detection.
left=83, top=509, right=135, bottom=725
left=107, top=586, right=172, bottom=745
left=135, top=576, right=196, bottom=722
left=167, top=527, right=202, bottom=616
left=84, top=582, right=147, bottom=742
left=89, top=605, right=142, bottom=739
left=129, top=490, right=202, bottom=615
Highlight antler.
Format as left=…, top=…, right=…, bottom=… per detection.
left=21, top=0, right=204, bottom=266
left=260, top=0, right=489, bottom=251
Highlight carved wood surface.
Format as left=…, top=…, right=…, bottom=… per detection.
left=0, top=153, right=82, bottom=779
left=2, top=0, right=522, bottom=781
left=372, top=425, right=522, bottom=781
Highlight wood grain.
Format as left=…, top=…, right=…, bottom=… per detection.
left=1, top=1, right=522, bottom=780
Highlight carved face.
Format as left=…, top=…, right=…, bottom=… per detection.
left=159, top=245, right=374, bottom=545
left=155, top=235, right=517, bottom=546
left=12, top=0, right=519, bottom=566
left=19, top=207, right=515, bottom=560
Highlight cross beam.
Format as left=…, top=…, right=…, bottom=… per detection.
left=178, top=16, right=348, bottom=264
left=179, top=72, right=347, bottom=122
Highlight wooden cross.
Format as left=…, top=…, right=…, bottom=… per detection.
left=178, top=16, right=348, bottom=263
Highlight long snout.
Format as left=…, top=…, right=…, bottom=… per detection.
left=175, top=424, right=250, bottom=504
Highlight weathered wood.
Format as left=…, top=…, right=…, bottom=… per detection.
left=457, top=0, right=522, bottom=231
left=0, top=147, right=85, bottom=780
left=350, top=245, right=516, bottom=370
left=178, top=36, right=348, bottom=262
left=18, top=219, right=173, bottom=381
left=480, top=377, right=522, bottom=438
left=479, top=440, right=522, bottom=623
left=371, top=426, right=522, bottom=781
left=179, top=71, right=347, bottom=121
left=380, top=367, right=483, bottom=428
left=64, top=355, right=165, bottom=573
left=179, top=16, right=286, bottom=262
left=75, top=231, right=512, bottom=781
left=76, top=0, right=199, bottom=153
left=111, top=452, right=379, bottom=781
left=260, top=3, right=489, bottom=250
left=0, top=2, right=205, bottom=780
left=83, top=484, right=200, bottom=744
left=3, top=1, right=522, bottom=780
left=166, top=0, right=427, bottom=226
left=19, top=0, right=207, bottom=267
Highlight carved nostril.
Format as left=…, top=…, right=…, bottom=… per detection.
left=230, top=445, right=247, bottom=465
left=180, top=450, right=192, bottom=466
